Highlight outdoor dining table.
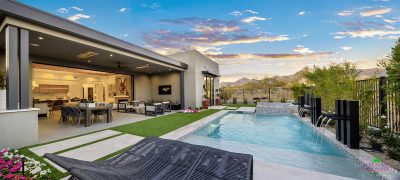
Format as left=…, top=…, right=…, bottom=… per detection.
left=77, top=106, right=113, bottom=127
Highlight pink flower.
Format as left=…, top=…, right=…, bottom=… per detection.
left=10, top=162, right=22, bottom=173
left=5, top=173, right=14, bottom=179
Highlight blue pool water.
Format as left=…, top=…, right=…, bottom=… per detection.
left=181, top=112, right=378, bottom=179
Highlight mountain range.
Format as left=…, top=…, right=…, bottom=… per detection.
left=220, top=68, right=386, bottom=87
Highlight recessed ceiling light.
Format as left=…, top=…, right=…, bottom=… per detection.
left=88, top=60, right=91, bottom=63
left=109, top=54, right=113, bottom=57
left=30, top=43, right=40, bottom=47
left=38, top=37, right=44, bottom=40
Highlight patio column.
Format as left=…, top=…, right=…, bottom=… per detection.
left=5, top=26, right=30, bottom=110
left=19, top=29, right=30, bottom=109
left=5, top=26, right=19, bottom=110
left=180, top=71, right=185, bottom=109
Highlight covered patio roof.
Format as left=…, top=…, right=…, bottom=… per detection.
left=0, top=0, right=187, bottom=75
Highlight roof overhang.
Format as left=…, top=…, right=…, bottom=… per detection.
left=202, top=71, right=220, bottom=77
left=0, top=0, right=188, bottom=71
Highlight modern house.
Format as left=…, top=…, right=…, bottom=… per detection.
left=0, top=0, right=219, bottom=148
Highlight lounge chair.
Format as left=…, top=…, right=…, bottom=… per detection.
left=145, top=103, right=163, bottom=116
left=45, top=137, right=253, bottom=180
left=117, top=101, right=134, bottom=112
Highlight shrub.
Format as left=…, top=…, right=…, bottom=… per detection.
left=232, top=97, right=237, bottom=104
left=281, top=97, right=286, bottom=103
left=366, top=128, right=384, bottom=150
left=243, top=98, right=248, bottom=104
left=383, top=134, right=400, bottom=160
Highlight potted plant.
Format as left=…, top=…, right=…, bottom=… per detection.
left=0, top=71, right=6, bottom=110
left=202, top=95, right=209, bottom=109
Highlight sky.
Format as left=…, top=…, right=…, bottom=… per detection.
left=17, top=0, right=400, bottom=82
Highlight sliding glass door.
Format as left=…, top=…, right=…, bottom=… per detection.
left=204, top=76, right=215, bottom=106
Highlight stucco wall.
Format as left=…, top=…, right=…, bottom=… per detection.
left=149, top=72, right=181, bottom=103
left=168, top=50, right=220, bottom=108
left=0, top=109, right=39, bottom=149
left=134, top=74, right=151, bottom=101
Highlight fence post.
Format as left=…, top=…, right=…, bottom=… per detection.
left=379, top=76, right=386, bottom=116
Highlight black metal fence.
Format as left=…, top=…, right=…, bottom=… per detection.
left=356, top=77, right=400, bottom=133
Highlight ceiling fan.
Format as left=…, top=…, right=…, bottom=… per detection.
left=117, top=62, right=129, bottom=70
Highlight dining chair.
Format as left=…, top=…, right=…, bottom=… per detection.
left=72, top=107, right=86, bottom=127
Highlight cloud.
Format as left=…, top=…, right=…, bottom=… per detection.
left=70, top=6, right=83, bottom=11
left=207, top=52, right=334, bottom=60
left=141, top=3, right=161, bottom=10
left=145, top=30, right=289, bottom=49
left=340, top=46, right=353, bottom=51
left=147, top=17, right=289, bottom=55
left=298, top=11, right=306, bottom=16
left=244, top=10, right=258, bottom=14
left=293, top=45, right=314, bottom=54
left=230, top=11, right=242, bottom=16
left=337, top=10, right=353, bottom=16
left=160, top=18, right=241, bottom=33
left=334, top=35, right=345, bottom=39
left=230, top=10, right=258, bottom=16
left=383, top=18, right=400, bottom=23
left=57, top=8, right=68, bottom=14
left=241, top=16, right=271, bottom=23
left=360, top=8, right=391, bottom=17
left=68, top=14, right=91, bottom=22
left=335, top=29, right=400, bottom=38
left=119, top=8, right=128, bottom=12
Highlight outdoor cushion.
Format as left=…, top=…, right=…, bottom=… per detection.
left=45, top=137, right=253, bottom=180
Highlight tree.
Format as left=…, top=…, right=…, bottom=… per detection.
left=381, top=38, right=400, bottom=107
left=305, top=62, right=358, bottom=112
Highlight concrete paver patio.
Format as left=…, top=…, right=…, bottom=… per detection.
left=30, top=130, right=121, bottom=156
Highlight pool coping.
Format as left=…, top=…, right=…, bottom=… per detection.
left=296, top=114, right=400, bottom=180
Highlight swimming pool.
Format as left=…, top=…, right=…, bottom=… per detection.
left=181, top=112, right=378, bottom=179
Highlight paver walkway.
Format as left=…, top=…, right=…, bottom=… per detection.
left=30, top=130, right=121, bottom=156
left=58, top=134, right=143, bottom=161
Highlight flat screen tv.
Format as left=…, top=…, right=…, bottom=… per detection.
left=159, top=85, right=172, bottom=95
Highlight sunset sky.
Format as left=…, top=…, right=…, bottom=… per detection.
left=18, top=0, right=400, bottom=82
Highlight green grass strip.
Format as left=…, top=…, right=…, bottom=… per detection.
left=53, top=133, right=123, bottom=155
left=111, top=109, right=220, bottom=137
left=18, top=148, right=69, bottom=179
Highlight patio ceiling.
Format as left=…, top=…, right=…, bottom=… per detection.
left=29, top=30, right=177, bottom=75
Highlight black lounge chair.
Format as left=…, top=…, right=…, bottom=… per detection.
left=45, top=137, right=253, bottom=180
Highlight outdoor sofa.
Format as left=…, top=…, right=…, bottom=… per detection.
left=45, top=137, right=253, bottom=180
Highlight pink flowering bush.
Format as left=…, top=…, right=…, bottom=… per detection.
left=0, top=148, right=51, bottom=179
left=178, top=108, right=199, bottom=113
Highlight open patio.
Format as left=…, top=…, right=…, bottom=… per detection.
left=37, top=110, right=177, bottom=143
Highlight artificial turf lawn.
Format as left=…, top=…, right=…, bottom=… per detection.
left=111, top=109, right=220, bottom=137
